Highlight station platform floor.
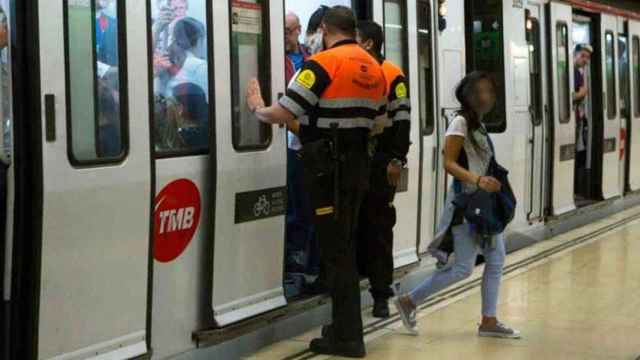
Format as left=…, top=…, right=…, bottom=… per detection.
left=247, top=211, right=640, bottom=359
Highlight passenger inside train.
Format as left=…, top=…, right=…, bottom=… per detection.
left=574, top=43, right=593, bottom=203
left=151, top=0, right=210, bottom=154
left=283, top=8, right=317, bottom=298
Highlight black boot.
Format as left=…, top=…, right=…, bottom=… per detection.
left=309, top=337, right=366, bottom=358
left=372, top=298, right=390, bottom=318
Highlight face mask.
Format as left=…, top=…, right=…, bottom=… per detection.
left=305, top=31, right=324, bottom=55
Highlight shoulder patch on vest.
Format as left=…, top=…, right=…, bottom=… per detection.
left=395, top=82, right=407, bottom=98
left=297, top=69, right=317, bottom=89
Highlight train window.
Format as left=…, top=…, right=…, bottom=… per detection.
left=0, top=6, right=12, bottom=165
left=417, top=0, right=434, bottom=135
left=230, top=0, right=272, bottom=151
left=384, top=0, right=409, bottom=76
left=619, top=35, right=629, bottom=119
left=605, top=31, right=617, bottom=120
left=556, top=22, right=570, bottom=124
left=151, top=0, right=212, bottom=156
left=464, top=0, right=506, bottom=132
left=527, top=17, right=543, bottom=126
left=64, top=0, right=128, bottom=164
left=633, top=36, right=640, bottom=118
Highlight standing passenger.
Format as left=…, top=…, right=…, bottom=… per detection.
left=303, top=6, right=330, bottom=55
left=355, top=21, right=411, bottom=318
left=395, top=72, right=521, bottom=340
left=283, top=12, right=313, bottom=279
left=573, top=44, right=593, bottom=200
left=246, top=6, right=387, bottom=357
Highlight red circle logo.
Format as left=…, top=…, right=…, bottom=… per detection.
left=154, top=179, right=201, bottom=263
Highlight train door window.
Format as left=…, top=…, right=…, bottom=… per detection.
left=417, top=0, right=434, bottom=135
left=619, top=35, right=629, bottom=119
left=0, top=6, right=11, bottom=165
left=634, top=36, right=640, bottom=117
left=605, top=31, right=617, bottom=120
left=64, top=0, right=128, bottom=164
left=464, top=0, right=506, bottom=132
left=556, top=22, right=571, bottom=124
left=384, top=0, right=409, bottom=76
left=150, top=0, right=212, bottom=156
left=231, top=0, right=271, bottom=151
left=527, top=16, right=543, bottom=126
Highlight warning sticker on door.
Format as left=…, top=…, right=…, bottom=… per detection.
left=231, top=1, right=262, bottom=35
left=154, top=179, right=202, bottom=263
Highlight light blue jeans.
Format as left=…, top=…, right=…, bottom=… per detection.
left=409, top=224, right=506, bottom=317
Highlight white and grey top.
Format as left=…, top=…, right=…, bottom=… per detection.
left=445, top=115, right=494, bottom=192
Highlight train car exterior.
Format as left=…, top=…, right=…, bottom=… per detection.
left=3, top=0, right=640, bottom=359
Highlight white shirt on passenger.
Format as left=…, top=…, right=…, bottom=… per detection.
left=445, top=115, right=493, bottom=192
left=156, top=51, right=209, bottom=98
left=287, top=70, right=302, bottom=151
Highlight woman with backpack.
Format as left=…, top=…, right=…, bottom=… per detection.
left=394, top=71, right=520, bottom=339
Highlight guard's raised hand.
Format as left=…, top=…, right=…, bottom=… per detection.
left=246, top=78, right=265, bottom=113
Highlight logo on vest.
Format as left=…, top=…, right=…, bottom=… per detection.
left=396, top=82, right=407, bottom=98
left=297, top=69, right=316, bottom=89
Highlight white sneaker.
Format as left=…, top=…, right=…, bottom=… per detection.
left=393, top=295, right=419, bottom=336
left=478, top=321, right=521, bottom=339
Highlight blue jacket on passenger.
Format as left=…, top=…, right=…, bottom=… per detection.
left=96, top=14, right=118, bottom=66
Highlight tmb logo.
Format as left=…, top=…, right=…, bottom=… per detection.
left=154, top=179, right=201, bottom=263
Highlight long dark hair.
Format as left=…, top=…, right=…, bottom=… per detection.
left=454, top=71, right=497, bottom=149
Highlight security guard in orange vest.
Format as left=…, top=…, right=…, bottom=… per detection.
left=355, top=21, right=411, bottom=318
left=246, top=6, right=386, bottom=358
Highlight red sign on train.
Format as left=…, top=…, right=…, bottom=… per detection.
left=154, top=179, right=201, bottom=263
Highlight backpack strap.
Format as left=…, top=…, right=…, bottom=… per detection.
left=453, top=149, right=468, bottom=194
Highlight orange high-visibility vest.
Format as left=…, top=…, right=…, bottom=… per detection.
left=280, top=39, right=387, bottom=130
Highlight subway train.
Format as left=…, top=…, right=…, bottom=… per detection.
left=2, top=0, right=640, bottom=359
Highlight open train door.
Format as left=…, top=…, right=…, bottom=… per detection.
left=600, top=14, right=622, bottom=199
left=32, top=0, right=153, bottom=358
left=525, top=1, right=548, bottom=222
left=211, top=0, right=288, bottom=326
left=548, top=1, right=576, bottom=215
left=628, top=20, right=640, bottom=191
left=373, top=0, right=420, bottom=268
left=416, top=0, right=440, bottom=254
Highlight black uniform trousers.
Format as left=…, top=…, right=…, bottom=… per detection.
left=303, top=143, right=370, bottom=343
left=357, top=157, right=396, bottom=301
